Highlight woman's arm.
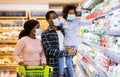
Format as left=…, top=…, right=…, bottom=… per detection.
left=40, top=42, right=46, bottom=65
left=13, top=40, right=24, bottom=65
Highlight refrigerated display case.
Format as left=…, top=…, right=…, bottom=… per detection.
left=77, top=0, right=120, bottom=77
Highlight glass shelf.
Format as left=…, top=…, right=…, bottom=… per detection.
left=81, top=40, right=120, bottom=63
left=78, top=51, right=110, bottom=77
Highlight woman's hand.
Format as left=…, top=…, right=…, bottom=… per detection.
left=19, top=61, right=28, bottom=69
left=19, top=61, right=24, bottom=66
left=42, top=63, right=46, bottom=69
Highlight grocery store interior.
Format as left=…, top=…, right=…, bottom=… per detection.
left=0, top=0, right=120, bottom=77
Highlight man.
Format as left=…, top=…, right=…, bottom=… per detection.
left=41, top=10, right=76, bottom=77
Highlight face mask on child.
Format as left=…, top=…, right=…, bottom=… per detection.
left=67, top=14, right=76, bottom=21
left=34, top=28, right=41, bottom=39
left=52, top=18, right=61, bottom=26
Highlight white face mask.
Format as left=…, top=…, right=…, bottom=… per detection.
left=67, top=14, right=76, bottom=20
left=34, top=28, right=41, bottom=39
left=52, top=18, right=61, bottom=26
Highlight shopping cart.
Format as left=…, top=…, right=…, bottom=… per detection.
left=16, top=65, right=53, bottom=77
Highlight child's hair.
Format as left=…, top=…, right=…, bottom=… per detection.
left=62, top=4, right=77, bottom=20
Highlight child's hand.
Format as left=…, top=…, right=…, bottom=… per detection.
left=65, top=46, right=71, bottom=51
left=67, top=48, right=76, bottom=56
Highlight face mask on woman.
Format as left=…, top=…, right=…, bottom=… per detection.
left=67, top=14, right=76, bottom=21
left=34, top=28, right=41, bottom=39
left=52, top=18, right=61, bottom=26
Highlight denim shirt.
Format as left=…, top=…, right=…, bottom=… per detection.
left=62, top=19, right=93, bottom=48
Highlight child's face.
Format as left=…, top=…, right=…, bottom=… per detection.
left=67, top=9, right=76, bottom=20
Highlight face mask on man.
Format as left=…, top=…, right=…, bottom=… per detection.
left=67, top=14, right=76, bottom=21
left=34, top=28, right=41, bottom=39
left=52, top=18, right=61, bottom=26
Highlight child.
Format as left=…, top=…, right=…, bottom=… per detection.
left=58, top=4, right=94, bottom=77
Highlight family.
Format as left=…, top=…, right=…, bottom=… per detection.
left=13, top=4, right=95, bottom=77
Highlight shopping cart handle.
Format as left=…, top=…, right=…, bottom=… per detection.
left=26, top=66, right=44, bottom=70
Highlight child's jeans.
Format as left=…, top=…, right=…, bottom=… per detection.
left=59, top=45, right=76, bottom=77
left=59, top=56, right=74, bottom=77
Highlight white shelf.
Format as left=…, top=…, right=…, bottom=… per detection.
left=82, top=0, right=103, bottom=10
left=78, top=52, right=109, bottom=77
left=103, top=4, right=120, bottom=15
left=80, top=1, right=120, bottom=77
left=77, top=53, right=96, bottom=77
left=77, top=59, right=89, bottom=77
left=95, top=4, right=120, bottom=20
left=90, top=30, right=120, bottom=36
left=82, top=40, right=120, bottom=63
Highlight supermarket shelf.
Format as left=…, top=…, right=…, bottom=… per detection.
left=90, top=30, right=120, bottom=36
left=82, top=0, right=103, bottom=10
left=0, top=65, right=19, bottom=72
left=95, top=4, right=120, bottom=20
left=82, top=41, right=120, bottom=63
left=77, top=59, right=89, bottom=77
left=78, top=51, right=110, bottom=77
left=0, top=51, right=13, bottom=56
left=0, top=27, right=22, bottom=32
left=103, top=4, right=120, bottom=15
left=0, top=40, right=17, bottom=43
left=77, top=53, right=90, bottom=77
left=78, top=61, right=92, bottom=77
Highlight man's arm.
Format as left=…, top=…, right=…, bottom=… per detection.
left=41, top=33, right=68, bottom=57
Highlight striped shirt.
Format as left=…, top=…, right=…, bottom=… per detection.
left=41, top=26, right=68, bottom=74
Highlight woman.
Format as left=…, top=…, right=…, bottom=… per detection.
left=13, top=19, right=46, bottom=66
